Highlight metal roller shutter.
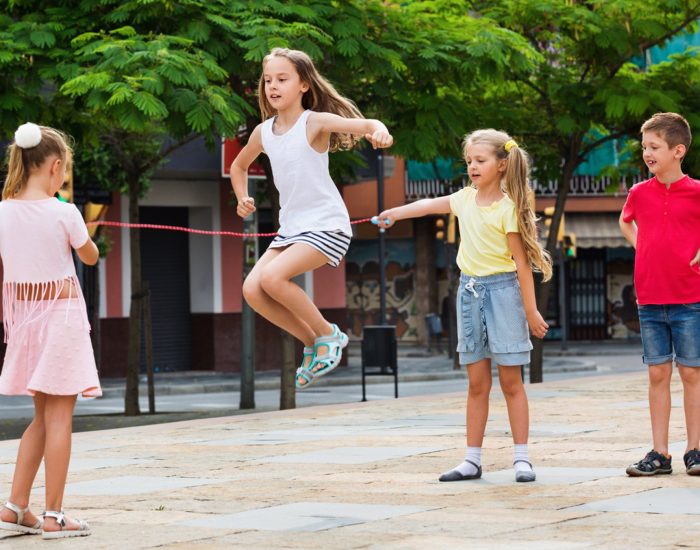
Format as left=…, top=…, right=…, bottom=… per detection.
left=140, top=207, right=192, bottom=372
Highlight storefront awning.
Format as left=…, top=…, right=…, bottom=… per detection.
left=566, top=213, right=630, bottom=248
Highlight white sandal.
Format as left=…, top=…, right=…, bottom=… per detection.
left=42, top=510, right=91, bottom=539
left=0, top=501, right=43, bottom=535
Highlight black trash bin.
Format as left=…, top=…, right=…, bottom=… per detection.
left=361, top=325, right=398, bottom=401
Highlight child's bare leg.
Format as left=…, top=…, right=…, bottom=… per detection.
left=678, top=364, right=700, bottom=452
left=258, top=243, right=333, bottom=338
left=499, top=364, right=534, bottom=481
left=438, top=359, right=492, bottom=481
left=243, top=248, right=316, bottom=346
left=466, top=359, right=492, bottom=447
left=0, top=394, right=46, bottom=526
left=498, top=365, right=529, bottom=444
left=43, top=394, right=82, bottom=532
left=648, top=362, right=673, bottom=454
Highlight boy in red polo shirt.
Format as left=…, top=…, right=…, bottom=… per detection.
left=620, top=112, right=700, bottom=477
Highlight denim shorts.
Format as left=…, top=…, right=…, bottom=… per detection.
left=637, top=302, right=700, bottom=366
left=456, top=271, right=532, bottom=366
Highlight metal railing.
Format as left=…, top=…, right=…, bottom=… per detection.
left=406, top=175, right=642, bottom=200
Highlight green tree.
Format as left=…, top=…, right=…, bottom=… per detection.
left=1, top=0, right=540, bottom=410
left=2, top=1, right=255, bottom=414
left=216, top=0, right=540, bottom=405
left=463, top=0, right=700, bottom=379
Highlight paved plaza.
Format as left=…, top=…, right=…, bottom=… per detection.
left=1, top=369, right=699, bottom=549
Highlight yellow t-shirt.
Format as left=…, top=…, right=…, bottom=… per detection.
left=448, top=186, right=519, bottom=276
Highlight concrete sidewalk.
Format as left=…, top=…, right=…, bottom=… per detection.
left=1, top=368, right=698, bottom=549
left=100, top=339, right=639, bottom=398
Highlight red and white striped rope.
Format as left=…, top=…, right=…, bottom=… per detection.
left=87, top=218, right=373, bottom=238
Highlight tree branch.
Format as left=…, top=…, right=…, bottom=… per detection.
left=158, top=133, right=200, bottom=162
left=577, top=128, right=633, bottom=160
left=513, top=73, right=557, bottom=124
left=607, top=10, right=700, bottom=79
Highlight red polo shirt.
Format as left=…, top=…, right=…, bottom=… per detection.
left=622, top=175, right=700, bottom=305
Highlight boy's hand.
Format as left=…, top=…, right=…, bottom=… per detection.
left=527, top=310, right=549, bottom=339
left=690, top=248, right=700, bottom=272
left=690, top=248, right=700, bottom=265
left=237, top=196, right=256, bottom=218
left=365, top=130, right=393, bottom=149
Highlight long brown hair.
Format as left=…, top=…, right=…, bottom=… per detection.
left=258, top=48, right=364, bottom=152
left=3, top=125, right=71, bottom=200
left=463, top=129, right=553, bottom=281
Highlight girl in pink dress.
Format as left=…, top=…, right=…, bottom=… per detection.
left=0, top=123, right=100, bottom=539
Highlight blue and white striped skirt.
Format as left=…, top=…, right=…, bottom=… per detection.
left=268, top=231, right=351, bottom=267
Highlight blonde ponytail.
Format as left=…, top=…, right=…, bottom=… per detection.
left=463, top=129, right=553, bottom=281
left=2, top=146, right=28, bottom=200
left=3, top=125, right=71, bottom=200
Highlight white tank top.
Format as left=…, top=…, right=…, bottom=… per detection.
left=261, top=110, right=352, bottom=237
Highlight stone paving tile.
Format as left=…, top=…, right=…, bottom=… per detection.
left=1, top=372, right=698, bottom=549
left=475, top=466, right=621, bottom=485
left=64, top=475, right=222, bottom=496
left=576, top=487, right=700, bottom=514
left=256, top=446, right=448, bottom=465
left=182, top=501, right=433, bottom=531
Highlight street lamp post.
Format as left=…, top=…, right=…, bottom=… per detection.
left=240, top=180, right=257, bottom=410
left=377, top=149, right=387, bottom=324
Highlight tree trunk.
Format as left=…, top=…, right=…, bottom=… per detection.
left=414, top=217, right=437, bottom=346
left=125, top=178, right=142, bottom=415
left=280, top=332, right=296, bottom=410
left=530, top=155, right=577, bottom=383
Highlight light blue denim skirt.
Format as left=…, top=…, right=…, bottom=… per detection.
left=456, top=271, right=532, bottom=366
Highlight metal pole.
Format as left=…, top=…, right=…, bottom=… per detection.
left=377, top=150, right=387, bottom=324
left=240, top=179, right=257, bottom=410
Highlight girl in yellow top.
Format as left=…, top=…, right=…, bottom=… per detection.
left=378, top=129, right=552, bottom=482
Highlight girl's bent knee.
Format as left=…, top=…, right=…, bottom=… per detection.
left=242, top=278, right=262, bottom=303
left=259, top=271, right=284, bottom=296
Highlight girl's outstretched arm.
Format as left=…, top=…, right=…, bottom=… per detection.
left=376, top=196, right=451, bottom=228
left=308, top=112, right=393, bottom=149
left=508, top=232, right=548, bottom=339
left=230, top=124, right=264, bottom=218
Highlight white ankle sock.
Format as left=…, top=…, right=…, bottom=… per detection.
left=513, top=444, right=533, bottom=473
left=454, top=447, right=482, bottom=476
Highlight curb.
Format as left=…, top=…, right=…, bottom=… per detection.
left=99, top=361, right=597, bottom=399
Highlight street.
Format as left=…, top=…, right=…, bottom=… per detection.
left=0, top=347, right=646, bottom=421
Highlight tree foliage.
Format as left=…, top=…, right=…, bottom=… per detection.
left=7, top=0, right=693, bottom=390
left=1, top=0, right=539, bottom=409
left=462, top=0, right=700, bottom=378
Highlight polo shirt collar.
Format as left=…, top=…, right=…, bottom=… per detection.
left=653, top=174, right=689, bottom=190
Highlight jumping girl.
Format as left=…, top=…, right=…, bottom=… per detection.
left=377, top=129, right=551, bottom=482
left=230, top=48, right=393, bottom=390
left=0, top=123, right=99, bottom=538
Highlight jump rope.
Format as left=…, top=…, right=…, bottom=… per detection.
left=87, top=216, right=391, bottom=236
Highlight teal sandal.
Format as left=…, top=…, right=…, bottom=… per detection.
left=311, top=324, right=348, bottom=377
left=295, top=346, right=316, bottom=390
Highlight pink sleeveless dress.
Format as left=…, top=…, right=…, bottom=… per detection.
left=0, top=198, right=101, bottom=397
